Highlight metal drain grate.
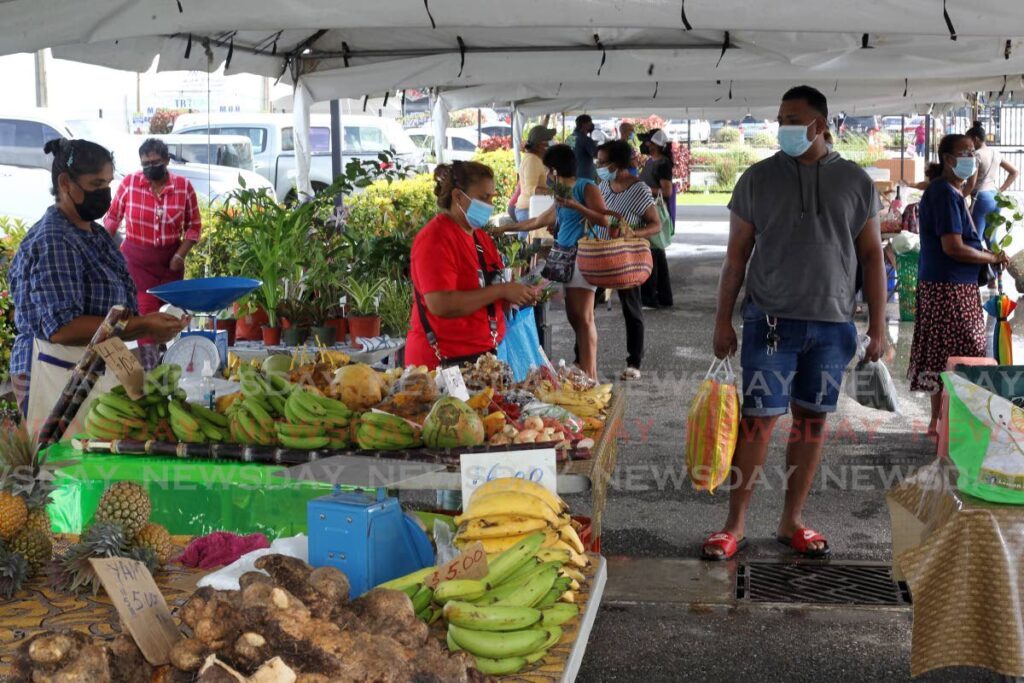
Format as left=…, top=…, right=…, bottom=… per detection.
left=736, top=562, right=912, bottom=606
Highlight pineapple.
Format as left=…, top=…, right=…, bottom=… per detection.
left=0, top=549, right=29, bottom=598
left=10, top=528, right=53, bottom=576
left=25, top=508, right=53, bottom=540
left=93, top=482, right=151, bottom=537
left=48, top=522, right=129, bottom=595
left=0, top=420, right=54, bottom=540
left=0, top=492, right=27, bottom=541
left=132, top=523, right=175, bottom=565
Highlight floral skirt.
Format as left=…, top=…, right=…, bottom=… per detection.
left=908, top=280, right=986, bottom=392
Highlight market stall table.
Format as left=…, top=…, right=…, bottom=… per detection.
left=230, top=339, right=406, bottom=368
left=887, top=459, right=1024, bottom=678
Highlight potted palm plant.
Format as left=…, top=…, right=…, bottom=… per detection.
left=378, top=279, right=413, bottom=338
left=344, top=277, right=385, bottom=349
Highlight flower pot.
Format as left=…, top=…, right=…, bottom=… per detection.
left=261, top=325, right=281, bottom=346
left=326, top=317, right=348, bottom=344
left=216, top=318, right=237, bottom=346
left=236, top=308, right=269, bottom=341
left=280, top=317, right=293, bottom=330
left=281, top=326, right=309, bottom=347
left=347, top=316, right=381, bottom=349
left=310, top=325, right=337, bottom=347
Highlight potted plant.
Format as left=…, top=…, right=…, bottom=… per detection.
left=309, top=294, right=339, bottom=347
left=277, top=296, right=314, bottom=346
left=215, top=309, right=237, bottom=346
left=378, top=279, right=413, bottom=339
left=344, top=277, right=385, bottom=349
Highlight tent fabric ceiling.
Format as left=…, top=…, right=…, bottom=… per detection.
left=7, top=1, right=1024, bottom=113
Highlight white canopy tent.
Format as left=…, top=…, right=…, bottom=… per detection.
left=3, top=0, right=1023, bottom=194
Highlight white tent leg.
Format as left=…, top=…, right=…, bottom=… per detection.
left=432, top=95, right=448, bottom=164
left=293, top=79, right=314, bottom=201
left=512, top=104, right=525, bottom=169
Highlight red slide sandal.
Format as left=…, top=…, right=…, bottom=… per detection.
left=701, top=531, right=747, bottom=561
left=777, top=528, right=831, bottom=558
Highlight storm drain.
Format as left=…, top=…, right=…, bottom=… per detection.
left=736, top=561, right=912, bottom=606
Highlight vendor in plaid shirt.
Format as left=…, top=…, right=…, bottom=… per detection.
left=104, top=138, right=202, bottom=337
left=9, top=138, right=187, bottom=416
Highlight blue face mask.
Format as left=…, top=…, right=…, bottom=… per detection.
left=778, top=122, right=815, bottom=158
left=953, top=156, right=977, bottom=180
left=459, top=191, right=494, bottom=228
left=596, top=166, right=615, bottom=182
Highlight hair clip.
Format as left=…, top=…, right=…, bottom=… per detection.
left=66, top=141, right=75, bottom=170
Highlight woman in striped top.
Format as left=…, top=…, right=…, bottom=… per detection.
left=596, top=140, right=662, bottom=380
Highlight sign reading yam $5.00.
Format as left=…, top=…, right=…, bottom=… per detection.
left=460, top=449, right=557, bottom=504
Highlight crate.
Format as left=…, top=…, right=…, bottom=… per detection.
left=896, top=251, right=919, bottom=322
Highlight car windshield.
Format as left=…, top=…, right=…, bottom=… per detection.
left=741, top=116, right=759, bottom=124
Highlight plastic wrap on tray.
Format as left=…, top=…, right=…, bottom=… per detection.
left=520, top=401, right=584, bottom=434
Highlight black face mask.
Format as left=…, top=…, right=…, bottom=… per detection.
left=143, top=164, right=168, bottom=181
left=71, top=182, right=112, bottom=222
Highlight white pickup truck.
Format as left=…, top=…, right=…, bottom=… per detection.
left=173, top=113, right=425, bottom=202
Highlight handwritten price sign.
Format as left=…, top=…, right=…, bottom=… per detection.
left=460, top=449, right=558, bottom=504
left=425, top=541, right=489, bottom=590
left=90, top=557, right=180, bottom=665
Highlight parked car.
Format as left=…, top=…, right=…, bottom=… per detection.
left=173, top=113, right=424, bottom=201
left=881, top=116, right=906, bottom=134
left=150, top=133, right=255, bottom=171
left=738, top=116, right=777, bottom=140
left=479, top=124, right=512, bottom=138
left=408, top=127, right=488, bottom=162
left=709, top=119, right=739, bottom=139
left=840, top=115, right=882, bottom=137
left=664, top=119, right=710, bottom=143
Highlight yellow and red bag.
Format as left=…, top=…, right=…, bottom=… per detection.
left=686, top=358, right=740, bottom=493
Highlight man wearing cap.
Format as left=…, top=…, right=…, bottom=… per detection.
left=570, top=115, right=599, bottom=181
left=514, top=126, right=557, bottom=224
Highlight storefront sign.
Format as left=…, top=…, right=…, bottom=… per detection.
left=460, top=449, right=558, bottom=504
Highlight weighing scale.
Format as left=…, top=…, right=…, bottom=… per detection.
left=274, top=455, right=442, bottom=597
left=148, top=277, right=261, bottom=374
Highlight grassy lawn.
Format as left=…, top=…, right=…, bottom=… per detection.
left=678, top=192, right=732, bottom=206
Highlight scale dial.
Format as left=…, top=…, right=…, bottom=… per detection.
left=163, top=334, right=220, bottom=377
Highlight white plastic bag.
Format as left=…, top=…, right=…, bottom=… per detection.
left=845, top=336, right=899, bottom=413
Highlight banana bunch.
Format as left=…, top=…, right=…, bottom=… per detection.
left=85, top=387, right=156, bottom=441
left=279, top=385, right=354, bottom=450
left=355, top=412, right=423, bottom=451
left=453, top=479, right=589, bottom=564
left=535, top=382, right=613, bottom=418
left=388, top=533, right=583, bottom=675
left=225, top=366, right=285, bottom=446
left=169, top=397, right=231, bottom=444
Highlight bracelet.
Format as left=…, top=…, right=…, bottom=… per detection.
left=172, top=253, right=185, bottom=262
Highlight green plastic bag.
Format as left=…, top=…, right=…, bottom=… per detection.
left=648, top=197, right=675, bottom=250
left=943, top=372, right=1024, bottom=504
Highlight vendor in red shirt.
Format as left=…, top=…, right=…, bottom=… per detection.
left=407, top=161, right=539, bottom=369
left=104, top=138, right=201, bottom=338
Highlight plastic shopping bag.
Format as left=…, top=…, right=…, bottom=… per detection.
left=685, top=358, right=740, bottom=493
left=943, top=372, right=1024, bottom=504
left=648, top=197, right=676, bottom=250
left=496, top=306, right=546, bottom=382
left=844, top=336, right=899, bottom=412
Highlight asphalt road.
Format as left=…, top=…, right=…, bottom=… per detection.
left=549, top=206, right=1004, bottom=682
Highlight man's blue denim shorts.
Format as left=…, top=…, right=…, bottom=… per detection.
left=740, top=299, right=858, bottom=417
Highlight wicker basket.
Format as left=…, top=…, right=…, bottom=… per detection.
left=896, top=250, right=919, bottom=322
left=1006, top=249, right=1024, bottom=290
left=576, top=237, right=653, bottom=290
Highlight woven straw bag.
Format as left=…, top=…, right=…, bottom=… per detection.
left=1007, top=249, right=1024, bottom=290
left=576, top=223, right=653, bottom=289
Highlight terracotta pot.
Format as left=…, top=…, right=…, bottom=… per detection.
left=282, top=326, right=309, bottom=347
left=236, top=308, right=269, bottom=341
left=347, top=316, right=381, bottom=349
left=310, top=325, right=337, bottom=347
left=326, top=317, right=348, bottom=344
left=280, top=317, right=293, bottom=330
left=216, top=318, right=237, bottom=346
left=261, top=325, right=281, bottom=346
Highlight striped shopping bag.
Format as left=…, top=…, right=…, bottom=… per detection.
left=686, top=358, right=740, bottom=493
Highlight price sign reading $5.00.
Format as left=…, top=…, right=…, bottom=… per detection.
left=425, top=541, right=489, bottom=590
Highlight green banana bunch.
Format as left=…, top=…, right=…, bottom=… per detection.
left=355, top=412, right=421, bottom=451
left=540, top=603, right=579, bottom=627
left=85, top=390, right=153, bottom=441
left=144, top=363, right=183, bottom=399
left=443, top=601, right=542, bottom=632
left=434, top=579, right=490, bottom=604
left=447, top=624, right=552, bottom=659
left=481, top=533, right=548, bottom=587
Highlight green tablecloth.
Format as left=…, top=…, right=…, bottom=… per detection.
left=46, top=445, right=334, bottom=538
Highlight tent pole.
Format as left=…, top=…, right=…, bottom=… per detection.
left=512, top=103, right=523, bottom=170
left=900, top=114, right=905, bottom=183
left=330, top=99, right=342, bottom=210
left=292, top=79, right=314, bottom=202
left=924, top=113, right=931, bottom=165
left=477, top=108, right=482, bottom=146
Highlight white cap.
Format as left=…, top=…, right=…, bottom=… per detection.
left=649, top=129, right=669, bottom=147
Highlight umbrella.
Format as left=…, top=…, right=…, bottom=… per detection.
left=983, top=291, right=1016, bottom=366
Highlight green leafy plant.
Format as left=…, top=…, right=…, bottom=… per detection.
left=712, top=156, right=739, bottom=190
left=715, top=127, right=742, bottom=144
left=0, top=216, right=29, bottom=390
left=343, top=277, right=386, bottom=317
left=472, top=149, right=518, bottom=210
left=378, top=280, right=413, bottom=337
left=985, top=193, right=1024, bottom=253
left=750, top=131, right=776, bottom=148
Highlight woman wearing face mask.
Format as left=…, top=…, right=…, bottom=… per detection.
left=407, top=161, right=541, bottom=370
left=909, top=134, right=1008, bottom=438
left=502, top=144, right=618, bottom=379
left=639, top=129, right=676, bottom=309
left=9, top=138, right=187, bottom=424
left=104, top=138, right=201, bottom=343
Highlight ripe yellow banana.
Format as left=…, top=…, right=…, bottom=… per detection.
left=558, top=524, right=586, bottom=555
left=458, top=492, right=567, bottom=527
left=457, top=529, right=560, bottom=555
left=470, top=478, right=568, bottom=516
left=457, top=515, right=551, bottom=541
left=559, top=566, right=585, bottom=584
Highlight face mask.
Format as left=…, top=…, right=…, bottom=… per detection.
left=143, top=164, right=167, bottom=181
left=71, top=181, right=112, bottom=222
left=826, top=144, right=834, bottom=154
left=459, top=191, right=494, bottom=229
left=778, top=122, right=815, bottom=158
left=953, top=156, right=977, bottom=180
left=597, top=166, right=615, bottom=182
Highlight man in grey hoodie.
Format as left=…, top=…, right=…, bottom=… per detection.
left=703, top=85, right=887, bottom=560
